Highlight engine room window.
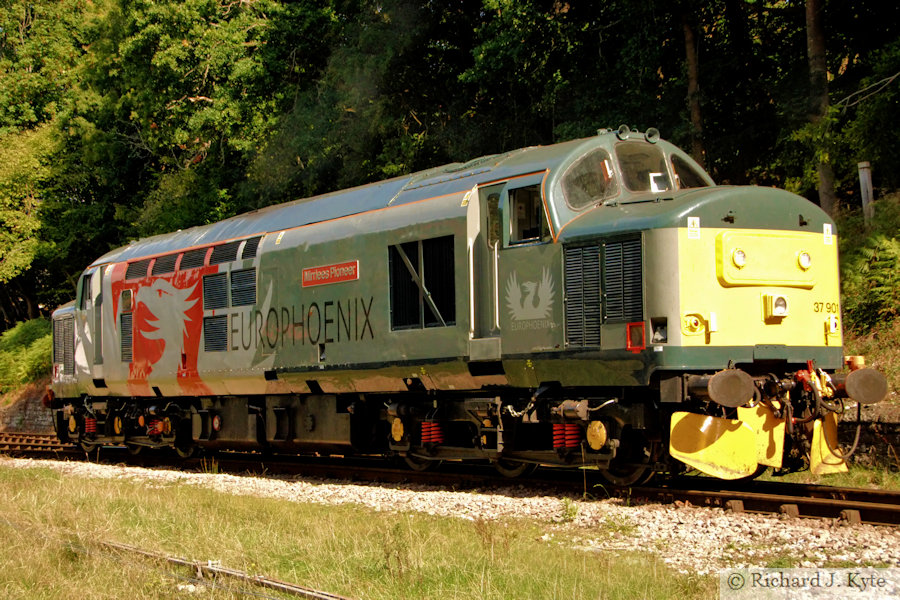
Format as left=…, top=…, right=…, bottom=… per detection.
left=389, top=235, right=456, bottom=330
left=615, top=143, right=672, bottom=193
left=508, top=185, right=549, bottom=244
left=671, top=154, right=711, bottom=189
left=562, top=148, right=618, bottom=209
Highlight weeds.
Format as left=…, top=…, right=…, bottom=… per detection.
left=559, top=497, right=579, bottom=523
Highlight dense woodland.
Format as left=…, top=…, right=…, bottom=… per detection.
left=1, top=0, right=899, bottom=331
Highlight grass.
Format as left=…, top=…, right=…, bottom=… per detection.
left=0, top=463, right=717, bottom=600
left=759, top=466, right=900, bottom=490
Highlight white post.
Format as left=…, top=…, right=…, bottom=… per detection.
left=858, top=161, right=874, bottom=227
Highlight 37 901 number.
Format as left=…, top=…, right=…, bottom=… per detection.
left=813, top=302, right=839, bottom=313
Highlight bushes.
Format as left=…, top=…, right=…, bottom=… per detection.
left=0, top=319, right=52, bottom=393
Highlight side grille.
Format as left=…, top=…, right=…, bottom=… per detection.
left=210, top=241, right=241, bottom=265
left=603, top=237, right=643, bottom=323
left=564, top=245, right=601, bottom=347
left=203, top=273, right=228, bottom=310
left=203, top=316, right=228, bottom=352
left=125, top=259, right=151, bottom=280
left=53, top=317, right=75, bottom=375
left=241, top=236, right=262, bottom=259
left=152, top=253, right=178, bottom=275
left=180, top=248, right=208, bottom=270
left=120, top=313, right=133, bottom=362
left=231, top=268, right=257, bottom=306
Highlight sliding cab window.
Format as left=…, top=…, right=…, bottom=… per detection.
left=508, top=185, right=550, bottom=245
left=389, top=235, right=456, bottom=330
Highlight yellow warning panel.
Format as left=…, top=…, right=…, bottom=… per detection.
left=810, top=412, right=848, bottom=475
left=669, top=411, right=758, bottom=479
left=737, top=402, right=785, bottom=468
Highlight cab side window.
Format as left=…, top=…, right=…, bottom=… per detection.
left=508, top=185, right=549, bottom=245
left=78, top=273, right=93, bottom=310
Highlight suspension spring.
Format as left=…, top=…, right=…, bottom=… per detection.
left=84, top=417, right=97, bottom=434
left=552, top=423, right=566, bottom=448
left=420, top=421, right=445, bottom=445
left=552, top=423, right=582, bottom=449
left=564, top=423, right=582, bottom=448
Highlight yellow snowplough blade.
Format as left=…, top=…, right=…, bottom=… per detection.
left=737, top=401, right=785, bottom=468
left=669, top=411, right=758, bottom=479
left=810, top=412, right=848, bottom=475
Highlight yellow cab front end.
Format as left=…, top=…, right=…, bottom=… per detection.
left=645, top=186, right=887, bottom=479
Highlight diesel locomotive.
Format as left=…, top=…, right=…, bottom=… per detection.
left=48, top=126, right=888, bottom=483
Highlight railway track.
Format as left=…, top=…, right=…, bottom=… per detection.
left=0, top=431, right=75, bottom=454
left=3, top=432, right=899, bottom=526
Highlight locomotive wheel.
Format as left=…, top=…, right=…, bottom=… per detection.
left=599, top=430, right=657, bottom=486
left=125, top=443, right=143, bottom=456
left=403, top=453, right=439, bottom=471
left=493, top=459, right=536, bottom=478
left=598, top=464, right=654, bottom=486
left=174, top=443, right=197, bottom=459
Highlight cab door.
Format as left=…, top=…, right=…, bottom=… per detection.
left=75, top=267, right=103, bottom=384
left=495, top=174, right=564, bottom=355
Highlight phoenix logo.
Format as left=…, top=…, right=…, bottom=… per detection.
left=136, top=278, right=200, bottom=376
left=505, top=268, right=555, bottom=321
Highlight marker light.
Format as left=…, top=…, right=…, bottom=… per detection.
left=773, top=296, right=788, bottom=316
left=763, top=294, right=789, bottom=320
left=798, top=251, right=812, bottom=270
left=732, top=248, right=747, bottom=268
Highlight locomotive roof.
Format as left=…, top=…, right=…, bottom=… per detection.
left=90, top=138, right=591, bottom=267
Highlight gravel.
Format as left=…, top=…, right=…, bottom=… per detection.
left=3, top=456, right=899, bottom=575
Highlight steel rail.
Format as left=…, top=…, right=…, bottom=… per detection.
left=102, top=541, right=354, bottom=600
left=0, top=431, right=74, bottom=453
left=4, top=434, right=899, bottom=526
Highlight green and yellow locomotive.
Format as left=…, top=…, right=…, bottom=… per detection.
left=49, top=126, right=887, bottom=481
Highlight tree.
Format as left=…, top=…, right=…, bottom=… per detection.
left=806, top=0, right=836, bottom=215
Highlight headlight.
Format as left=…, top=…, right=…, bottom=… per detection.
left=732, top=248, right=747, bottom=268
left=797, top=251, right=812, bottom=270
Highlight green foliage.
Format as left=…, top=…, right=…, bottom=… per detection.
left=0, top=318, right=52, bottom=391
left=838, top=195, right=900, bottom=332
left=0, top=0, right=97, bottom=133
left=0, top=0, right=899, bottom=328
left=842, top=235, right=900, bottom=329
left=0, top=125, right=55, bottom=283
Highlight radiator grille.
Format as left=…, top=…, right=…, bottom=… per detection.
left=53, top=317, right=75, bottom=375
left=204, top=316, right=228, bottom=352
left=603, top=237, right=643, bottom=323
left=564, top=245, right=601, bottom=346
